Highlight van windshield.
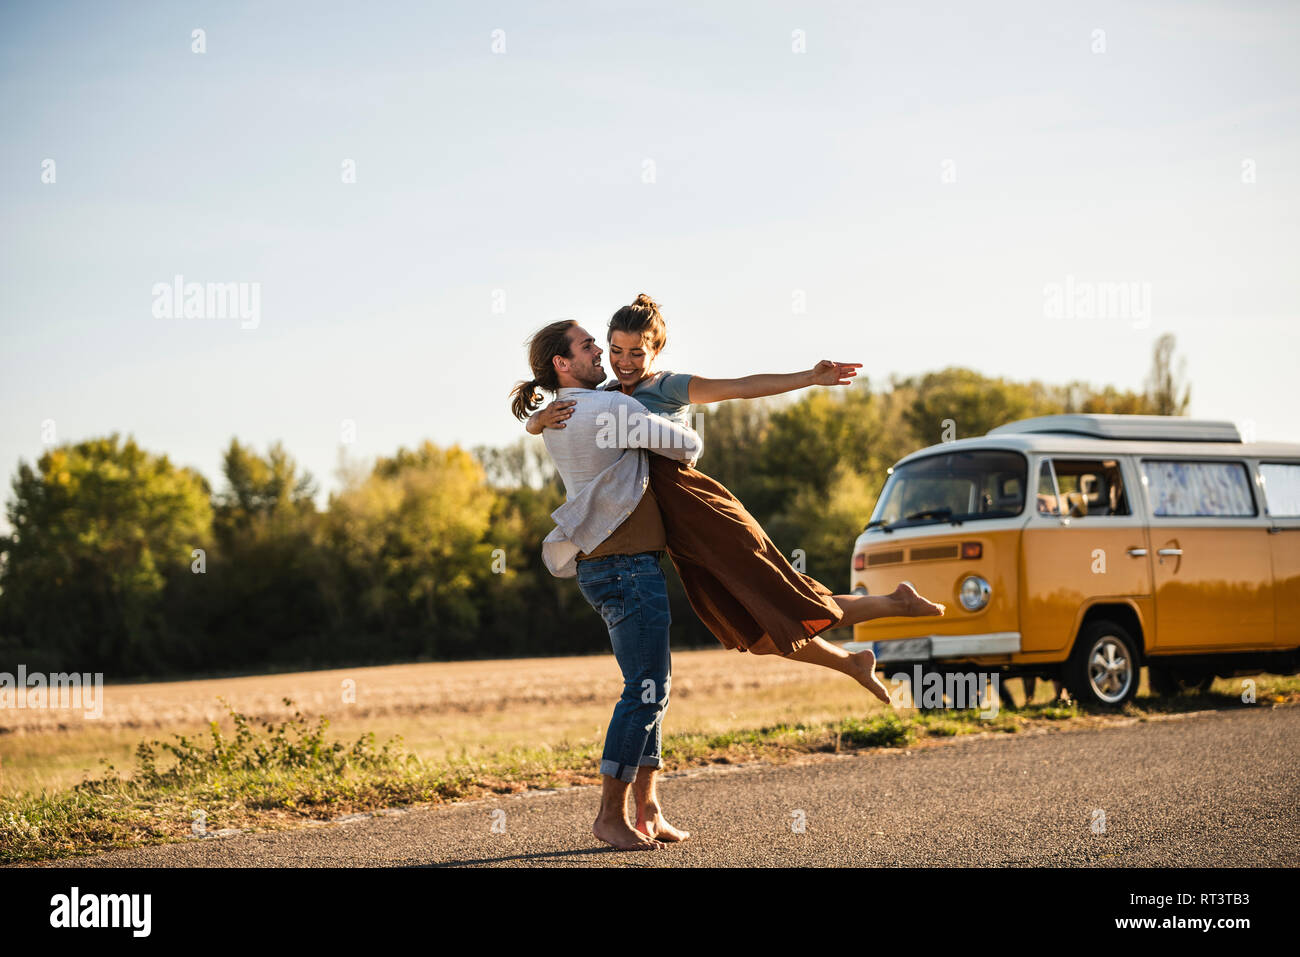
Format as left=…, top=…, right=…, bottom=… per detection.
left=867, top=450, right=1028, bottom=531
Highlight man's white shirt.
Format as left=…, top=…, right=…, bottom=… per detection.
left=540, top=387, right=701, bottom=578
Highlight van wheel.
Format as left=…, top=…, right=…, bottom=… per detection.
left=1147, top=661, right=1214, bottom=696
left=1063, top=621, right=1140, bottom=710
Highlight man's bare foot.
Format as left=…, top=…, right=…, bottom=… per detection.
left=891, top=582, right=945, bottom=617
left=593, top=817, right=663, bottom=851
left=848, top=647, right=893, bottom=704
left=635, top=804, right=690, bottom=843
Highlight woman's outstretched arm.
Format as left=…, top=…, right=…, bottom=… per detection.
left=686, top=360, right=861, bottom=404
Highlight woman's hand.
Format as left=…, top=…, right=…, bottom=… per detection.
left=527, top=398, right=577, bottom=434
left=810, top=360, right=862, bottom=387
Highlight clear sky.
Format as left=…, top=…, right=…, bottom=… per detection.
left=2, top=0, right=1298, bottom=531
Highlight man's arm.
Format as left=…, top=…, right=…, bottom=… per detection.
left=525, top=399, right=577, bottom=434
left=687, top=360, right=861, bottom=404
left=598, top=395, right=702, bottom=466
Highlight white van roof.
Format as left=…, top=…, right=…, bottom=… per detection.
left=892, top=415, right=1300, bottom=467
left=987, top=413, right=1241, bottom=443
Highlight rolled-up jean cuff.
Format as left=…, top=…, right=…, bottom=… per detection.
left=600, top=759, right=638, bottom=783
left=639, top=757, right=660, bottom=768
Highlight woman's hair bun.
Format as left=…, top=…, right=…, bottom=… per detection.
left=609, top=293, right=667, bottom=352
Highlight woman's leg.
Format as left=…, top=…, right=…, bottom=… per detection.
left=783, top=636, right=893, bottom=704
left=775, top=582, right=942, bottom=700
left=829, top=582, right=945, bottom=629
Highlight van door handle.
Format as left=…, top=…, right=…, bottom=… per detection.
left=1127, top=548, right=1148, bottom=556
left=1157, top=548, right=1183, bottom=556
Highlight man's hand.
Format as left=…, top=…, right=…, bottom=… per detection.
left=809, top=360, right=862, bottom=387
left=527, top=398, right=577, bottom=434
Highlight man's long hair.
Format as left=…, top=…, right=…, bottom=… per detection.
left=511, top=319, right=578, bottom=420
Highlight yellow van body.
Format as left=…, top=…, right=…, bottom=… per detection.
left=848, top=414, right=1300, bottom=707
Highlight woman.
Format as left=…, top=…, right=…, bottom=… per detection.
left=525, top=293, right=943, bottom=703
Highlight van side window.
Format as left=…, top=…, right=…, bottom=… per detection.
left=1141, top=460, right=1256, bottom=517
left=1260, top=463, right=1300, bottom=517
left=1048, top=459, right=1130, bottom=518
left=1036, top=461, right=1062, bottom=515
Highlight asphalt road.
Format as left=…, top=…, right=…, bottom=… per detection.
left=67, top=705, right=1300, bottom=867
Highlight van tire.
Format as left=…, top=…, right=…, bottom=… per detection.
left=1063, top=620, right=1140, bottom=710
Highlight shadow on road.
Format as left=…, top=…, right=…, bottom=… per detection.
left=407, top=845, right=652, bottom=868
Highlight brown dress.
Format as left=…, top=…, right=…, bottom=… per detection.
left=648, top=455, right=844, bottom=656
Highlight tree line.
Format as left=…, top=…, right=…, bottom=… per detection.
left=0, top=336, right=1190, bottom=679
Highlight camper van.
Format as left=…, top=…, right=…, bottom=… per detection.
left=847, top=414, right=1300, bottom=709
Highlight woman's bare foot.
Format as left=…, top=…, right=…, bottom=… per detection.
left=847, top=647, right=893, bottom=704
left=635, top=804, right=690, bottom=843
left=593, top=816, right=664, bottom=851
left=891, top=582, right=945, bottom=617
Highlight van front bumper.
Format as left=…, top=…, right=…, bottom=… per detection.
left=844, top=632, right=1022, bottom=664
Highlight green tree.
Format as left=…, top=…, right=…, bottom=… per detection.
left=898, top=367, right=1045, bottom=444
left=766, top=461, right=884, bottom=592
left=1144, top=333, right=1191, bottom=415
left=179, top=440, right=330, bottom=669
left=0, top=434, right=212, bottom=672
left=322, top=442, right=495, bottom=655
left=213, top=438, right=317, bottom=537
left=473, top=436, right=560, bottom=492
left=736, top=387, right=878, bottom=521
left=693, top=397, right=773, bottom=508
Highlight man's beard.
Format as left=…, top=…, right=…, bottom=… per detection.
left=575, top=362, right=606, bottom=390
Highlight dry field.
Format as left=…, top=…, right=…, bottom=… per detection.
left=2, top=645, right=941, bottom=795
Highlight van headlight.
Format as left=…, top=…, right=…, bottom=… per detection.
left=959, top=576, right=991, bottom=611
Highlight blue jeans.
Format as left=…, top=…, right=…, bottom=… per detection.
left=576, top=552, right=672, bottom=784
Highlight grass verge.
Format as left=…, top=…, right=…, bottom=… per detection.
left=3, top=678, right=1296, bottom=864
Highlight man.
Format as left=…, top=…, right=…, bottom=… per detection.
left=512, top=320, right=700, bottom=851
